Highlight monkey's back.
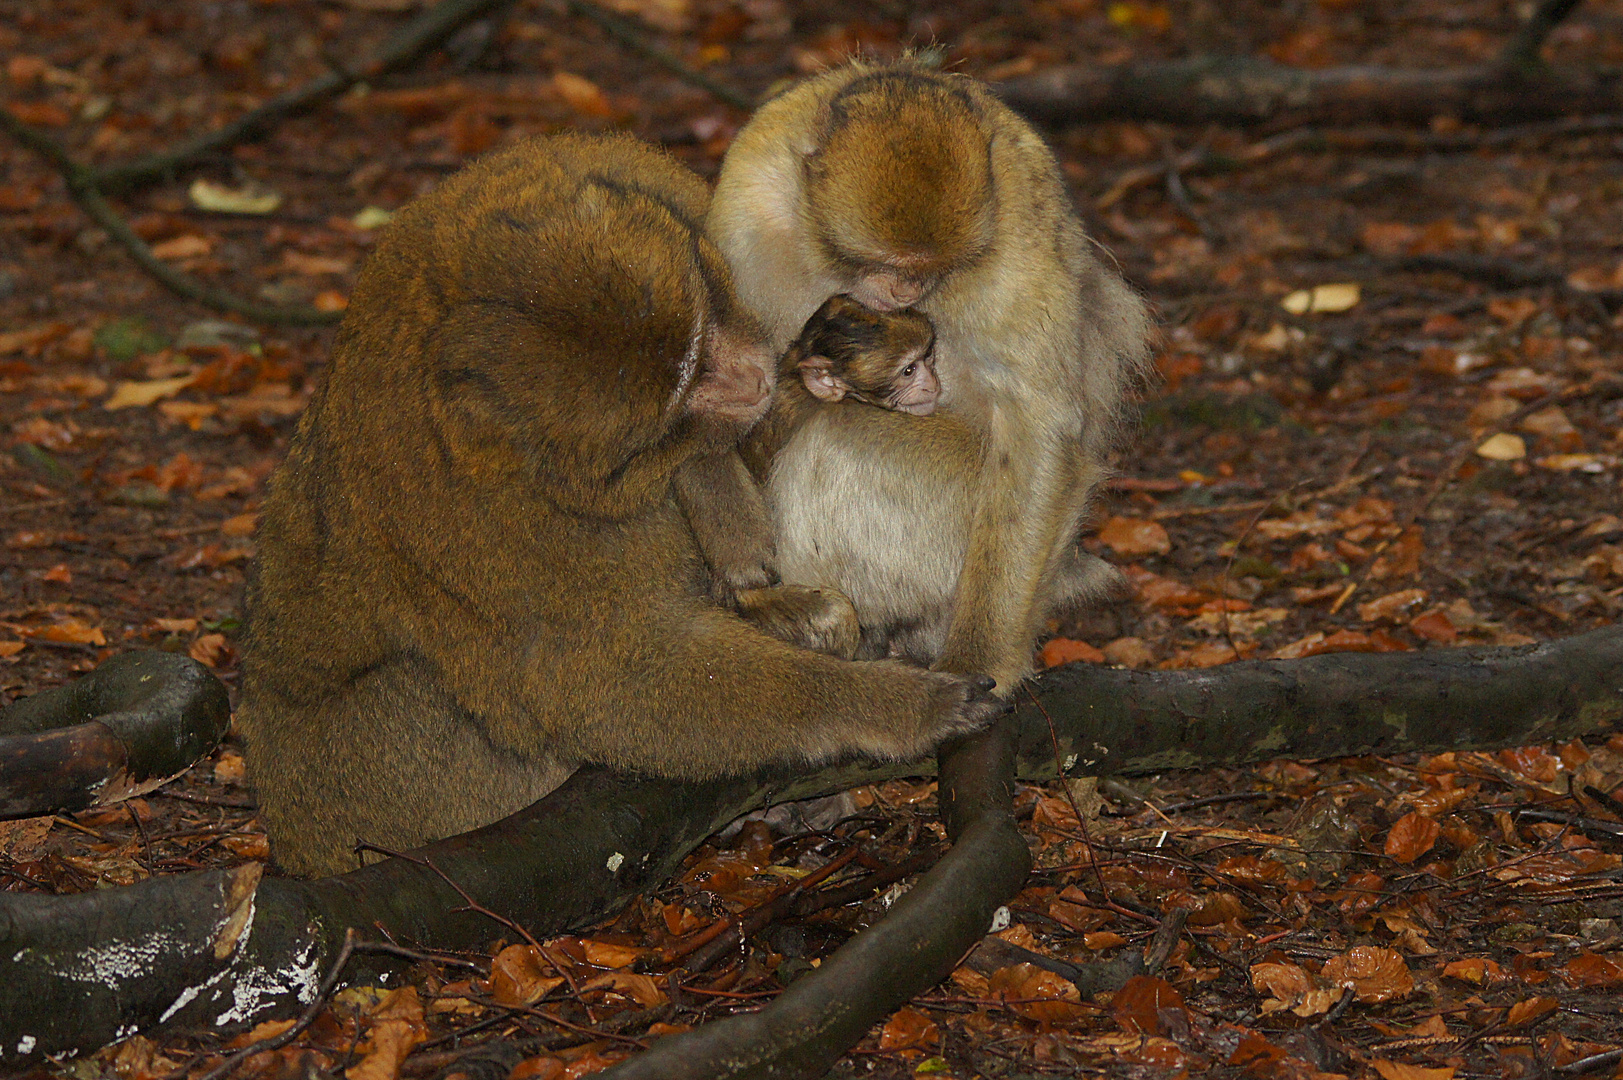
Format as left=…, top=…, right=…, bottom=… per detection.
left=240, top=135, right=727, bottom=872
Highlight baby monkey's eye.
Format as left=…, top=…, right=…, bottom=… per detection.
left=901, top=364, right=916, bottom=377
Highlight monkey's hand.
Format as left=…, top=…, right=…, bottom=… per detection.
left=877, top=671, right=1009, bottom=760
left=737, top=584, right=861, bottom=659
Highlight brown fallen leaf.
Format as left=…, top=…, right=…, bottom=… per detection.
left=1385, top=811, right=1441, bottom=865
left=877, top=1007, right=938, bottom=1051
left=105, top=375, right=196, bottom=410
left=1097, top=515, right=1171, bottom=557
left=1321, top=945, right=1413, bottom=1003
left=1039, top=637, right=1105, bottom=668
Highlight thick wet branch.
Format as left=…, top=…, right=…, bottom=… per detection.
left=0, top=626, right=1618, bottom=1065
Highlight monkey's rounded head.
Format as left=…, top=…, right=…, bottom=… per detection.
left=805, top=72, right=996, bottom=280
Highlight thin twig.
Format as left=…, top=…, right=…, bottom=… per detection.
left=564, top=0, right=754, bottom=111
left=0, top=109, right=340, bottom=326
left=90, top=0, right=511, bottom=192
left=190, top=928, right=360, bottom=1080
left=352, top=842, right=598, bottom=1021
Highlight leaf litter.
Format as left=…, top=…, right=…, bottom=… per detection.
left=5, top=0, right=1623, bottom=1076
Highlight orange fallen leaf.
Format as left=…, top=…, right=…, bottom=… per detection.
left=1441, top=957, right=1504, bottom=985
left=149, top=234, right=214, bottom=260
left=1409, top=609, right=1458, bottom=644
left=1385, top=811, right=1441, bottom=864
left=0, top=641, right=25, bottom=657
left=1111, top=975, right=1183, bottom=1034
left=1040, top=637, right=1104, bottom=668
left=105, top=375, right=197, bottom=410
left=1564, top=952, right=1623, bottom=989
left=189, top=633, right=236, bottom=668
left=489, top=944, right=565, bottom=1006
left=1505, top=995, right=1559, bottom=1027
left=1321, top=946, right=1413, bottom=1003
left=1357, top=587, right=1427, bottom=624
left=553, top=72, right=615, bottom=117
left=990, top=963, right=1089, bottom=1025
left=877, top=1006, right=938, bottom=1051
left=1097, top=515, right=1171, bottom=557
left=1371, top=1062, right=1455, bottom=1080
left=580, top=970, right=666, bottom=1007
left=580, top=939, right=645, bottom=969
left=31, top=619, right=106, bottom=646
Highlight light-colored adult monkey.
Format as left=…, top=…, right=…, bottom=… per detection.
left=707, top=59, right=1150, bottom=689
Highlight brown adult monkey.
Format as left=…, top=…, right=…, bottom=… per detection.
left=707, top=59, right=1150, bottom=688
left=240, top=133, right=1005, bottom=877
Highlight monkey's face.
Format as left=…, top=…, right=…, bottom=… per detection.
left=685, top=320, right=775, bottom=436
left=883, top=350, right=939, bottom=416
left=848, top=267, right=930, bottom=312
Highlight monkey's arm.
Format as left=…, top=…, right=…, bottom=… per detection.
left=516, top=602, right=1001, bottom=777
left=672, top=450, right=777, bottom=604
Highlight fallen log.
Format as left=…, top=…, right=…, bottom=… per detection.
left=0, top=650, right=229, bottom=819
left=997, top=55, right=1623, bottom=128
left=0, top=626, right=1617, bottom=1065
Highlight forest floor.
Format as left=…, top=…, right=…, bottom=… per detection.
left=3, top=0, right=1623, bottom=1077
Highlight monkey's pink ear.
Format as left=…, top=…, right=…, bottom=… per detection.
left=799, top=356, right=847, bottom=403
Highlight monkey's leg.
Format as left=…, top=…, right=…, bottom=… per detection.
left=936, top=422, right=1084, bottom=692
left=673, top=450, right=777, bottom=605
left=736, top=584, right=861, bottom=659
left=246, top=656, right=570, bottom=877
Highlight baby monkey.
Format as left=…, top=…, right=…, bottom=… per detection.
left=751, top=293, right=939, bottom=465
left=681, top=294, right=939, bottom=659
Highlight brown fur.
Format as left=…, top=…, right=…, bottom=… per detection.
left=708, top=60, right=1150, bottom=687
left=240, top=133, right=1003, bottom=877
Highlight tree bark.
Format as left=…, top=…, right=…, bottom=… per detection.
left=0, top=651, right=230, bottom=819
left=997, top=56, right=1623, bottom=128
left=0, top=627, right=1617, bottom=1065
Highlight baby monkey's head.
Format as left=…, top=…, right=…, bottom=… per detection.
left=791, top=294, right=939, bottom=416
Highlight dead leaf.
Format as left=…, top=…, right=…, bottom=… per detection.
left=149, top=234, right=214, bottom=260
left=346, top=987, right=427, bottom=1080
left=1097, top=515, right=1171, bottom=557
left=1321, top=946, right=1413, bottom=1003
left=189, top=179, right=282, bottom=215
left=1441, top=957, right=1504, bottom=985
left=1371, top=1062, right=1455, bottom=1080
left=488, top=945, right=564, bottom=1006
left=553, top=72, right=615, bottom=117
left=281, top=250, right=353, bottom=276
left=580, top=970, right=666, bottom=1007
left=1563, top=953, right=1623, bottom=989
left=1101, top=636, right=1154, bottom=666
left=1505, top=995, right=1559, bottom=1027
left=877, top=1006, right=938, bottom=1051
left=1357, top=588, right=1427, bottom=623
left=1385, top=811, right=1441, bottom=864
left=104, top=375, right=196, bottom=410
left=990, top=963, right=1089, bottom=1025
left=1281, top=282, right=1360, bottom=314
left=1040, top=637, right=1105, bottom=668
left=1111, top=975, right=1183, bottom=1034
left=29, top=619, right=106, bottom=646
left=189, top=633, right=236, bottom=668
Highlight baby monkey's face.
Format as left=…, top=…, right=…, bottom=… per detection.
left=795, top=294, right=939, bottom=416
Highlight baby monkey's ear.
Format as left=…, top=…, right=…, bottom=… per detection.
left=798, top=354, right=849, bottom=403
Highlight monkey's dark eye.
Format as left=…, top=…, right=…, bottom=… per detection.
left=901, top=364, right=916, bottom=377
